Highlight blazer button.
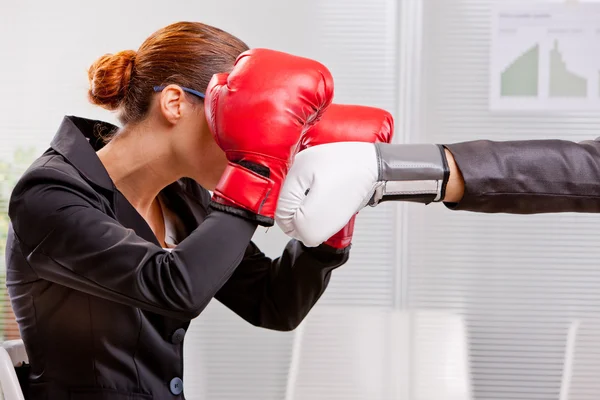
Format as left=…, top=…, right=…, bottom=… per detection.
left=170, top=377, right=183, bottom=396
left=171, top=328, right=186, bottom=344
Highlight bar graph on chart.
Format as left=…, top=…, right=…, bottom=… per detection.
left=490, top=3, right=600, bottom=111
left=549, top=40, right=587, bottom=98
left=500, top=44, right=540, bottom=97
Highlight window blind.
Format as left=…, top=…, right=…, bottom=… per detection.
left=408, top=1, right=600, bottom=399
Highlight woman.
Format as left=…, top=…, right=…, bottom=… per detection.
left=277, top=130, right=600, bottom=246
left=6, top=22, right=345, bottom=399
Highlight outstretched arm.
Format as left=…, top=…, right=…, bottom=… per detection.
left=278, top=138, right=600, bottom=246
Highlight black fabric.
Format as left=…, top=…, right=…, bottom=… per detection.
left=444, top=139, right=600, bottom=213
left=15, top=364, right=30, bottom=399
left=209, top=201, right=274, bottom=227
left=7, top=116, right=349, bottom=400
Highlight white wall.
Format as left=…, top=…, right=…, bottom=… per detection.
left=0, top=0, right=320, bottom=158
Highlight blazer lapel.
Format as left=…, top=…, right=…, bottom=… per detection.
left=113, top=191, right=161, bottom=246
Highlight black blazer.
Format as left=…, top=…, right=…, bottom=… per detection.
left=6, top=116, right=349, bottom=400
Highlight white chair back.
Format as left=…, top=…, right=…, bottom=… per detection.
left=0, top=339, right=27, bottom=400
left=286, top=307, right=473, bottom=400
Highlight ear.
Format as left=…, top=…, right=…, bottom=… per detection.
left=157, top=84, right=186, bottom=125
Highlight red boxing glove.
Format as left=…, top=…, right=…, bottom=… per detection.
left=206, top=48, right=334, bottom=226
left=299, top=104, right=394, bottom=249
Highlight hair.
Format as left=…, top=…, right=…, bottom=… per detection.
left=87, top=21, right=249, bottom=126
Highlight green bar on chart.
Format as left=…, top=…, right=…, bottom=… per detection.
left=501, top=44, right=539, bottom=97
left=549, top=40, right=587, bottom=98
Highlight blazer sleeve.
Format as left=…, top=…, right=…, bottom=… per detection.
left=214, top=240, right=349, bottom=331
left=443, top=138, right=600, bottom=214
left=8, top=165, right=257, bottom=320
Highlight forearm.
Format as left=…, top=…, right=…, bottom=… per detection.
left=215, top=240, right=348, bottom=331
left=443, top=139, right=600, bottom=213
left=26, top=206, right=256, bottom=320
left=375, top=139, right=600, bottom=213
left=258, top=242, right=347, bottom=331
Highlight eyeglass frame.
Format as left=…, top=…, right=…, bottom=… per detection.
left=153, top=85, right=205, bottom=99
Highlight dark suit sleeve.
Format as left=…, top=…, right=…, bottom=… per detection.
left=214, top=240, right=349, bottom=331
left=444, top=139, right=600, bottom=213
left=9, top=166, right=257, bottom=320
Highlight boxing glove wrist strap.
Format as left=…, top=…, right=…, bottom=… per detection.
left=211, top=162, right=276, bottom=226
left=369, top=143, right=450, bottom=206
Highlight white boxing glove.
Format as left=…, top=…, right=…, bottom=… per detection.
left=276, top=142, right=379, bottom=247
left=276, top=142, right=450, bottom=247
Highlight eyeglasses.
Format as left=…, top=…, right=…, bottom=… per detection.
left=153, top=86, right=205, bottom=99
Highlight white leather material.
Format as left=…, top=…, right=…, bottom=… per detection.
left=276, top=142, right=379, bottom=247
left=384, top=180, right=440, bottom=198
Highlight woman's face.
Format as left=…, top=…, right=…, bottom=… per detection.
left=156, top=85, right=228, bottom=191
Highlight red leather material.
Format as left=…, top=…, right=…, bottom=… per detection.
left=300, top=104, right=394, bottom=151
left=303, top=104, right=394, bottom=248
left=206, top=48, right=334, bottom=225
left=212, top=161, right=274, bottom=212
left=324, top=214, right=357, bottom=249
